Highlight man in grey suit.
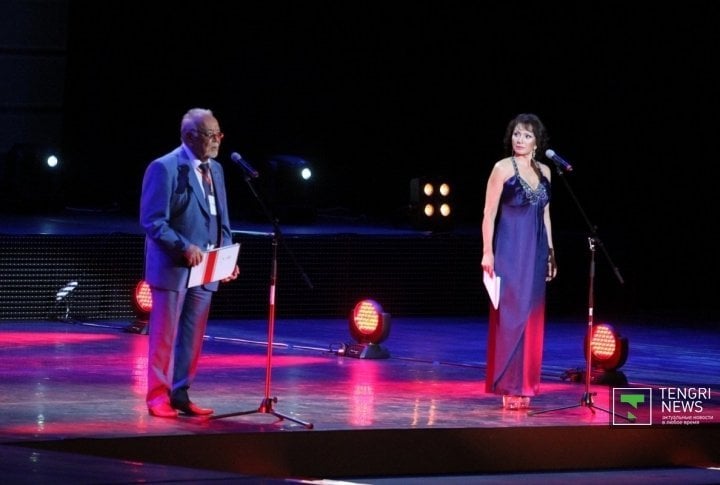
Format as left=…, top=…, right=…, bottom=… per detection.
left=140, top=108, right=239, bottom=418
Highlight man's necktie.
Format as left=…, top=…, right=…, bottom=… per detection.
left=199, top=163, right=219, bottom=247
left=199, top=163, right=214, bottom=198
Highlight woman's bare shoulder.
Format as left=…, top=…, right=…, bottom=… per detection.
left=492, top=157, right=514, bottom=174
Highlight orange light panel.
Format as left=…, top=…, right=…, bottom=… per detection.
left=349, top=299, right=390, bottom=346
left=134, top=280, right=152, bottom=313
left=353, top=300, right=380, bottom=335
left=591, top=324, right=616, bottom=359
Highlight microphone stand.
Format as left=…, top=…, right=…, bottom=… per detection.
left=528, top=160, right=632, bottom=422
left=211, top=169, right=313, bottom=429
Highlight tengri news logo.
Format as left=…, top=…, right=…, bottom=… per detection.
left=613, top=388, right=652, bottom=425
left=612, top=387, right=716, bottom=426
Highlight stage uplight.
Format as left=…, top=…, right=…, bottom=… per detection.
left=124, top=280, right=152, bottom=335
left=584, top=323, right=628, bottom=385
left=409, top=177, right=454, bottom=231
left=53, top=281, right=78, bottom=321
left=342, top=299, right=391, bottom=359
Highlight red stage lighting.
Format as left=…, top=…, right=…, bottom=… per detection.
left=343, top=299, right=391, bottom=359
left=584, top=323, right=628, bottom=385
left=133, top=280, right=152, bottom=314
left=124, top=280, right=152, bottom=335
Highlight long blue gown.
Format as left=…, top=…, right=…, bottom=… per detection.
left=485, top=157, right=550, bottom=397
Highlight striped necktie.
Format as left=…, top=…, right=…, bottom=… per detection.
left=198, top=162, right=219, bottom=247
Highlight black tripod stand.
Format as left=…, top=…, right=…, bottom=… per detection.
left=211, top=164, right=313, bottom=429
left=529, top=237, right=630, bottom=421
left=528, top=158, right=631, bottom=422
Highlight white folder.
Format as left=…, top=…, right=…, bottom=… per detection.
left=187, top=243, right=240, bottom=288
left=483, top=271, right=501, bottom=309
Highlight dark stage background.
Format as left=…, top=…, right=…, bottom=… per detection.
left=1, top=1, right=718, bottom=322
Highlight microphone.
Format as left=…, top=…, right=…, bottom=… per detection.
left=545, top=149, right=573, bottom=172
left=230, top=152, right=259, bottom=178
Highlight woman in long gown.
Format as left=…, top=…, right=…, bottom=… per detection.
left=481, top=113, right=558, bottom=410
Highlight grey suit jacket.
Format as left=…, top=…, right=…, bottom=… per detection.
left=140, top=146, right=233, bottom=291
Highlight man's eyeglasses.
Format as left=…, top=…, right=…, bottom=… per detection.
left=192, top=130, right=224, bottom=141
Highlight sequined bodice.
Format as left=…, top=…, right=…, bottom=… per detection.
left=510, top=156, right=549, bottom=206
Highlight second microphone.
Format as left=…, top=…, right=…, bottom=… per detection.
left=230, top=152, right=259, bottom=178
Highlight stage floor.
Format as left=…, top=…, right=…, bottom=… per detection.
left=1, top=316, right=718, bottom=483
left=0, top=211, right=718, bottom=482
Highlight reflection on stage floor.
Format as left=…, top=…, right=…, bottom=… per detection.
left=1, top=316, right=718, bottom=483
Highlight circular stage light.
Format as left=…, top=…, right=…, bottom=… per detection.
left=343, top=299, right=391, bottom=359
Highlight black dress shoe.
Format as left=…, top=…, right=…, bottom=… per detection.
left=171, top=400, right=214, bottom=416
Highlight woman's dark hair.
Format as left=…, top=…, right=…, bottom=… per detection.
left=503, top=113, right=549, bottom=158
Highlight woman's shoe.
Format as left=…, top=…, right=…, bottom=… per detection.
left=502, top=395, right=519, bottom=410
left=502, top=395, right=531, bottom=410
